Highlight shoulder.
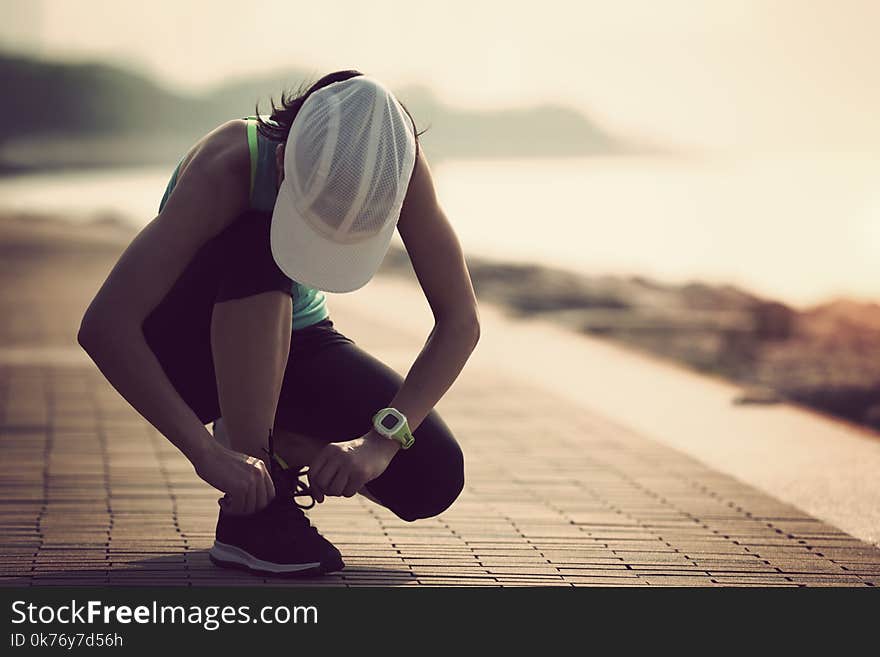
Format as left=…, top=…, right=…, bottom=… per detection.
left=158, top=120, right=252, bottom=233
left=178, top=119, right=250, bottom=186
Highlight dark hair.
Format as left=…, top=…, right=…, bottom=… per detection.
left=255, top=69, right=428, bottom=146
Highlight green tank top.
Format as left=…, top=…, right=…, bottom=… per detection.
left=158, top=117, right=330, bottom=331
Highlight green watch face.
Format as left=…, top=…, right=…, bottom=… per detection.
left=374, top=409, right=414, bottom=449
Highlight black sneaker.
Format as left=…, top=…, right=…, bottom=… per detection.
left=208, top=435, right=344, bottom=577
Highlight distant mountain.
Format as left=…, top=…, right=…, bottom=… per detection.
left=0, top=54, right=203, bottom=141
left=0, top=54, right=627, bottom=170
left=394, top=83, right=618, bottom=158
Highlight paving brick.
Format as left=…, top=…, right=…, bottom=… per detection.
left=636, top=575, right=722, bottom=586
left=2, top=245, right=879, bottom=588
left=762, top=560, right=849, bottom=574
left=836, top=563, right=880, bottom=574
left=700, top=563, right=779, bottom=573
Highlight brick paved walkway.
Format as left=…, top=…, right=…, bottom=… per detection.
left=2, top=223, right=879, bottom=586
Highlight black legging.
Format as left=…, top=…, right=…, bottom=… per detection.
left=271, top=317, right=465, bottom=521
left=143, top=211, right=465, bottom=522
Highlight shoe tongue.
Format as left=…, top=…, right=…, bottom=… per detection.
left=268, top=457, right=296, bottom=498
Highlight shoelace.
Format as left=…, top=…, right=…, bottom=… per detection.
left=279, top=465, right=317, bottom=511
left=262, top=431, right=316, bottom=510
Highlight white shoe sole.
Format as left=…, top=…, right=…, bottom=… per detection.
left=209, top=540, right=323, bottom=575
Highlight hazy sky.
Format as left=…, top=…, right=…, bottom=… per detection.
left=4, top=0, right=880, bottom=152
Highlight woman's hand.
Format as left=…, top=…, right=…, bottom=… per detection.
left=193, top=442, right=276, bottom=515
left=308, top=431, right=400, bottom=502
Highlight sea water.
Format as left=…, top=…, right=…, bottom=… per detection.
left=0, top=154, right=877, bottom=307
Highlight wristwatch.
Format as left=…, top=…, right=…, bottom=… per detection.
left=372, top=407, right=415, bottom=449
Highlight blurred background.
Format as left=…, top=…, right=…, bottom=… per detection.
left=0, top=0, right=878, bottom=429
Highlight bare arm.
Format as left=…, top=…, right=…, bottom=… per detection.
left=77, top=121, right=275, bottom=510
left=308, top=147, right=481, bottom=501
left=389, top=148, right=481, bottom=432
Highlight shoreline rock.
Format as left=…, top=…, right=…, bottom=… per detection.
left=381, top=243, right=880, bottom=432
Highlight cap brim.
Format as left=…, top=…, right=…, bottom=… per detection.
left=270, top=179, right=398, bottom=293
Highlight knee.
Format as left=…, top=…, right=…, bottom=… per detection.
left=395, top=443, right=465, bottom=523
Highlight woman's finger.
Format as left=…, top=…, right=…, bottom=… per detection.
left=225, top=487, right=245, bottom=515
left=308, top=446, right=331, bottom=480
left=311, top=460, right=338, bottom=503
left=263, top=466, right=276, bottom=503
left=240, top=476, right=256, bottom=514
left=326, top=467, right=348, bottom=497
left=219, top=493, right=233, bottom=513
left=311, top=480, right=325, bottom=504
left=252, top=467, right=268, bottom=512
left=341, top=477, right=361, bottom=498
left=312, top=455, right=338, bottom=491
left=307, top=462, right=324, bottom=503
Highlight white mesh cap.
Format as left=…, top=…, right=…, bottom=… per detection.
left=270, top=75, right=417, bottom=292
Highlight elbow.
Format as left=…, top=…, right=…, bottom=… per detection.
left=464, top=307, right=481, bottom=344
left=78, top=307, right=117, bottom=356
left=444, top=313, right=480, bottom=346
left=77, top=314, right=101, bottom=354
left=470, top=319, right=481, bottom=345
